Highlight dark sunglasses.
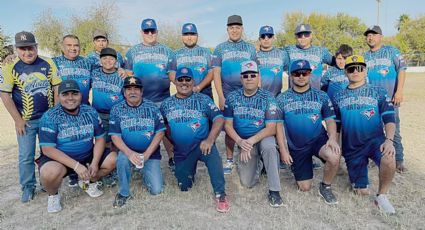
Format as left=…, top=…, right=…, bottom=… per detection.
left=346, top=65, right=365, bottom=74
left=177, top=77, right=192, bottom=82
left=292, top=70, right=311, bottom=77
left=260, top=34, right=274, bottom=39
left=296, top=32, right=311, bottom=38
left=143, top=29, right=157, bottom=35
left=242, top=74, right=257, bottom=79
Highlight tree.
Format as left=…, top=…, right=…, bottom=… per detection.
left=399, top=15, right=425, bottom=65
left=157, top=22, right=184, bottom=50
left=396, top=14, right=410, bottom=31
left=0, top=26, right=11, bottom=61
left=33, top=9, right=65, bottom=56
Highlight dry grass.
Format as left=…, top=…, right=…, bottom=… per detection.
left=0, top=74, right=424, bottom=229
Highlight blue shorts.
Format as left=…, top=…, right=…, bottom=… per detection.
left=289, top=134, right=327, bottom=181
left=344, top=138, right=384, bottom=189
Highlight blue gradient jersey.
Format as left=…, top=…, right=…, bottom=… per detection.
left=276, top=88, right=335, bottom=151
left=224, top=88, right=280, bottom=139
left=91, top=68, right=124, bottom=114
left=321, top=66, right=348, bottom=100
left=364, top=45, right=407, bottom=99
left=257, top=48, right=289, bottom=96
left=160, top=93, right=222, bottom=162
left=332, top=84, right=395, bottom=155
left=86, top=51, right=125, bottom=69
left=109, top=100, right=166, bottom=160
left=212, top=40, right=257, bottom=97
left=0, top=57, right=61, bottom=121
left=284, top=45, right=333, bottom=89
left=39, top=104, right=105, bottom=160
left=174, top=46, right=213, bottom=98
left=125, top=43, right=175, bottom=103
left=52, top=56, right=92, bottom=104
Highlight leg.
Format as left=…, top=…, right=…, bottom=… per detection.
left=142, top=159, right=163, bottom=195
left=163, top=136, right=174, bottom=159
left=393, top=108, right=406, bottom=172
left=318, top=145, right=340, bottom=185
left=376, top=152, right=396, bottom=194
left=345, top=154, right=370, bottom=195
left=40, top=161, right=67, bottom=195
left=236, top=143, right=260, bottom=188
left=200, top=145, right=226, bottom=195
left=93, top=151, right=117, bottom=181
left=116, top=151, right=133, bottom=197
left=174, top=149, right=201, bottom=191
left=223, top=134, right=235, bottom=174
left=17, top=119, right=39, bottom=189
left=291, top=148, right=314, bottom=192
left=259, top=137, right=281, bottom=192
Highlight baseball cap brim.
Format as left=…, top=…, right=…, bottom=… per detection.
left=15, top=42, right=37, bottom=48
left=345, top=62, right=366, bottom=69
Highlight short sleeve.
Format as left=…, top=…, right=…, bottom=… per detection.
left=92, top=109, right=105, bottom=138
left=0, top=62, right=15, bottom=92
left=109, top=107, right=122, bottom=136
left=322, top=47, right=333, bottom=65
left=265, top=97, right=281, bottom=122
left=223, top=95, right=234, bottom=119
left=212, top=47, right=222, bottom=68
left=379, top=89, right=395, bottom=124
left=47, top=59, right=62, bottom=86
left=321, top=94, right=336, bottom=120
left=154, top=107, right=166, bottom=133
left=39, top=112, right=58, bottom=147
left=205, top=96, right=223, bottom=121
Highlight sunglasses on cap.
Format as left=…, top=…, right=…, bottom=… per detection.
left=346, top=65, right=365, bottom=74
left=260, top=34, right=274, bottom=39
left=242, top=74, right=258, bottom=79
left=143, top=29, right=157, bottom=35
left=296, top=32, right=311, bottom=38
left=292, top=70, right=311, bottom=77
left=177, top=77, right=192, bottom=82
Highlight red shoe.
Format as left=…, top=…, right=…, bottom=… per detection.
left=215, top=194, right=230, bottom=213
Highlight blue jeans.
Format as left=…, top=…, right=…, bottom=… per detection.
left=17, top=119, right=39, bottom=190
left=116, top=151, right=163, bottom=197
left=174, top=144, right=225, bottom=195
left=394, top=108, right=404, bottom=162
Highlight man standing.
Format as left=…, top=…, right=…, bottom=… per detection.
left=213, top=15, right=257, bottom=174
left=87, top=29, right=125, bottom=69
left=174, top=23, right=214, bottom=98
left=332, top=55, right=397, bottom=214
left=110, top=76, right=165, bottom=208
left=224, top=61, right=283, bottom=207
left=276, top=60, right=341, bottom=205
left=38, top=80, right=116, bottom=212
left=363, top=25, right=407, bottom=172
left=256, top=25, right=289, bottom=96
left=0, top=31, right=61, bottom=202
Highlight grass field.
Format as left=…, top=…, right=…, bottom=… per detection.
left=0, top=73, right=424, bottom=229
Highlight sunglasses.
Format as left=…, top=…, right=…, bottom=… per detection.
left=242, top=74, right=257, bottom=79
left=260, top=34, right=274, bottom=39
left=143, top=29, right=157, bottom=35
left=292, top=70, right=311, bottom=77
left=296, top=32, right=311, bottom=38
left=346, top=65, right=365, bottom=74
left=177, top=77, right=192, bottom=82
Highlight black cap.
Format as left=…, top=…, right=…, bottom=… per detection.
left=59, top=80, right=80, bottom=94
left=364, top=25, right=382, bottom=36
left=15, top=31, right=37, bottom=48
left=100, top=47, right=117, bottom=59
left=123, top=77, right=143, bottom=88
left=227, top=15, right=243, bottom=26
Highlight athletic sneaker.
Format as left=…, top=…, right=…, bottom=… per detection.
left=313, top=158, right=322, bottom=170
left=268, top=191, right=284, bottom=207
left=319, top=182, right=338, bottom=205
left=47, top=194, right=62, bottom=213
left=21, top=185, right=35, bottom=203
left=279, top=161, right=289, bottom=170
left=396, top=161, right=407, bottom=173
left=68, top=174, right=78, bottom=187
left=374, top=194, right=396, bottom=214
left=215, top=194, right=230, bottom=213
left=102, top=172, right=117, bottom=187
left=223, top=159, right=234, bottom=175
left=79, top=181, right=104, bottom=198
left=113, top=193, right=131, bottom=208
left=168, top=157, right=175, bottom=172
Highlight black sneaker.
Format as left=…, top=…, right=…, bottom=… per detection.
left=113, top=193, right=131, bottom=208
left=21, top=186, right=36, bottom=203
left=168, top=157, right=175, bottom=172
left=68, top=173, right=78, bottom=187
left=319, top=182, right=338, bottom=205
left=268, top=191, right=283, bottom=207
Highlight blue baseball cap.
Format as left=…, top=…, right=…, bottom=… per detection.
left=290, top=60, right=312, bottom=74
left=182, top=23, right=197, bottom=34
left=176, top=67, right=193, bottom=79
left=141, top=18, right=157, bottom=31
left=259, top=26, right=274, bottom=36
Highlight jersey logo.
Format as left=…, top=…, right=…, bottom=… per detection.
left=144, top=130, right=154, bottom=140
left=310, top=64, right=317, bottom=70
left=253, top=120, right=264, bottom=128
left=195, top=66, right=206, bottom=74
left=156, top=64, right=166, bottom=70
left=309, top=113, right=320, bottom=123
left=110, top=95, right=119, bottom=101
left=379, top=68, right=389, bottom=77
left=271, top=67, right=281, bottom=75
left=189, top=121, right=201, bottom=132
left=362, top=108, right=376, bottom=120
left=82, top=79, right=89, bottom=86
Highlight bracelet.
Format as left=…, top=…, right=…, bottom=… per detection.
left=386, top=138, right=395, bottom=143
left=73, top=162, right=80, bottom=171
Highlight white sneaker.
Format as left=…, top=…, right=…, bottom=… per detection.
left=85, top=182, right=104, bottom=198
left=47, top=194, right=62, bottom=213
left=374, top=194, right=396, bottom=214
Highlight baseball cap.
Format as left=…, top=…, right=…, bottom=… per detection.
left=176, top=67, right=193, bottom=79
left=15, top=31, right=37, bottom=48
left=259, top=26, right=274, bottom=36
left=294, top=24, right=312, bottom=35
left=227, top=15, right=243, bottom=26
left=59, top=80, right=80, bottom=94
left=100, top=47, right=117, bottom=59
left=93, top=29, right=108, bottom=40
left=123, top=76, right=143, bottom=88
left=364, top=25, right=382, bottom=36
left=290, top=60, right=312, bottom=74
left=182, top=23, right=198, bottom=34
left=141, top=18, right=157, bottom=31
left=241, top=61, right=258, bottom=74
left=344, top=55, right=366, bottom=69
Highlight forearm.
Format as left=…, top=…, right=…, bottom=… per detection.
left=91, top=137, right=106, bottom=165
left=247, top=123, right=276, bottom=145
left=276, top=122, right=288, bottom=151
left=384, top=122, right=396, bottom=140
left=111, top=135, right=136, bottom=156
left=53, top=85, right=59, bottom=105
left=325, top=119, right=338, bottom=141
left=396, top=70, right=406, bottom=94
left=42, top=146, right=80, bottom=169
left=143, top=131, right=165, bottom=160
left=0, top=92, right=23, bottom=122
left=206, top=117, right=224, bottom=143
left=213, top=68, right=224, bottom=99
left=168, top=71, right=176, bottom=83
left=224, top=120, right=242, bottom=143
left=196, top=71, right=214, bottom=90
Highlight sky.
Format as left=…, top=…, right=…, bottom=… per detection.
left=1, top=0, right=424, bottom=48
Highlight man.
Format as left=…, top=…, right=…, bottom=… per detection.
left=213, top=15, right=257, bottom=174
left=0, top=31, right=61, bottom=202
left=38, top=80, right=116, bottom=213
left=160, top=67, right=230, bottom=213
left=110, top=76, right=165, bottom=208
left=275, top=60, right=341, bottom=205
left=363, top=25, right=407, bottom=172
left=125, top=18, right=175, bottom=169
left=87, top=29, right=125, bottom=69
left=224, top=60, right=283, bottom=207
left=173, top=23, right=214, bottom=98
left=332, top=55, right=397, bottom=214
left=256, top=25, right=289, bottom=96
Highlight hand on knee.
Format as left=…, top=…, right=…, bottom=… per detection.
left=297, top=183, right=312, bottom=192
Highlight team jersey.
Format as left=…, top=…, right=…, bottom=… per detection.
left=91, top=68, right=124, bottom=114
left=276, top=88, right=335, bottom=151
left=0, top=57, right=61, bottom=121
left=284, top=45, right=333, bottom=89
left=86, top=51, right=125, bottom=69
left=160, top=93, right=223, bottom=162
left=39, top=104, right=105, bottom=160
left=109, top=99, right=165, bottom=160
left=321, top=66, right=348, bottom=100
left=125, top=43, right=175, bottom=103
left=364, top=45, right=407, bottom=99
left=224, top=88, right=280, bottom=139
left=257, top=48, right=289, bottom=96
left=332, top=84, right=395, bottom=155
left=52, top=55, right=92, bottom=104
left=212, top=40, right=257, bottom=97
left=174, top=45, right=213, bottom=97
